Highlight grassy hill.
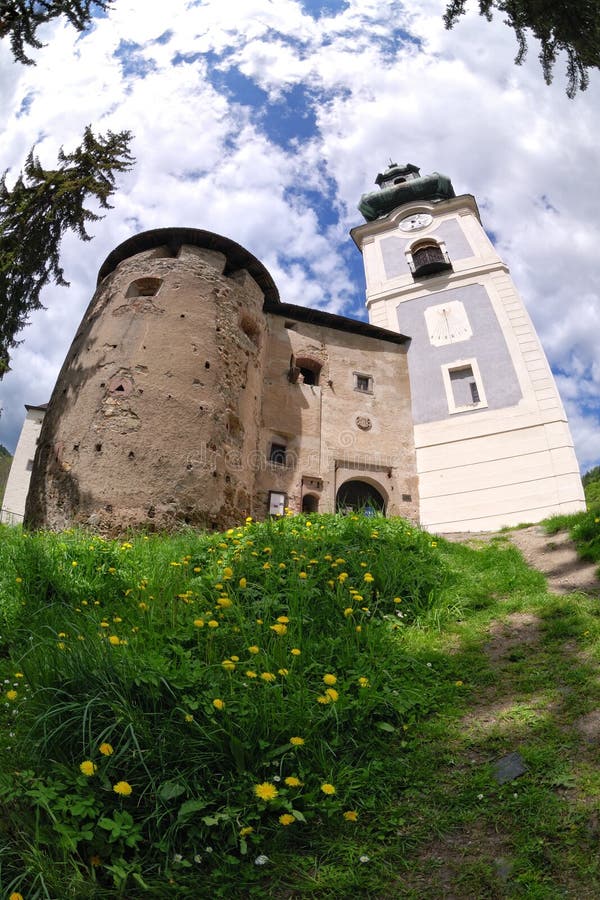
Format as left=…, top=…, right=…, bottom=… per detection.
left=0, top=444, right=12, bottom=507
left=1, top=513, right=599, bottom=897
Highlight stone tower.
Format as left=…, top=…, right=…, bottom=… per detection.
left=351, top=163, right=585, bottom=531
left=25, top=229, right=277, bottom=531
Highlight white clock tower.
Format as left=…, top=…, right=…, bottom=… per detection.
left=351, top=163, right=585, bottom=532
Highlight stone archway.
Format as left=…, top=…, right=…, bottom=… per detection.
left=336, top=479, right=386, bottom=515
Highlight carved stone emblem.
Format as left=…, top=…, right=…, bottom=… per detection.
left=356, top=415, right=372, bottom=431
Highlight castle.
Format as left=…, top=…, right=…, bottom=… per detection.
left=12, top=163, right=586, bottom=532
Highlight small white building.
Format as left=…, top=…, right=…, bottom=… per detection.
left=1, top=403, right=47, bottom=524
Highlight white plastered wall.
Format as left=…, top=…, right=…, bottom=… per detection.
left=352, top=197, right=585, bottom=532
left=1, top=407, right=45, bottom=524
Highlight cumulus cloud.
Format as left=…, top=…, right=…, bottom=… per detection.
left=0, top=0, right=598, bottom=475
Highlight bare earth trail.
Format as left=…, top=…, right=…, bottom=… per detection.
left=445, top=525, right=600, bottom=596
left=394, top=527, right=600, bottom=899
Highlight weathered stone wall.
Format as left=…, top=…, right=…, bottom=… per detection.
left=255, top=315, right=419, bottom=519
left=26, top=243, right=268, bottom=531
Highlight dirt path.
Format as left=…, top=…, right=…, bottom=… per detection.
left=444, top=525, right=600, bottom=595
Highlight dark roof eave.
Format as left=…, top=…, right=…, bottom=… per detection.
left=264, top=300, right=409, bottom=345
left=96, top=227, right=280, bottom=304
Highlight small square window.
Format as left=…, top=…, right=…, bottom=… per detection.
left=354, top=373, right=373, bottom=393
left=269, top=443, right=287, bottom=465
left=441, top=359, right=487, bottom=414
left=26, top=459, right=34, bottom=471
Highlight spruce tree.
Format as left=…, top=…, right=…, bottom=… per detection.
left=444, top=0, right=600, bottom=98
left=0, top=127, right=133, bottom=375
left=0, top=1, right=112, bottom=64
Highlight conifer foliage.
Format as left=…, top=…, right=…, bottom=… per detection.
left=0, top=1, right=112, bottom=64
left=444, top=0, right=600, bottom=98
left=0, top=127, right=133, bottom=375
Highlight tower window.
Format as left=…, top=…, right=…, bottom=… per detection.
left=442, top=359, right=487, bottom=414
left=269, top=443, right=287, bottom=465
left=354, top=372, right=373, bottom=394
left=408, top=241, right=452, bottom=278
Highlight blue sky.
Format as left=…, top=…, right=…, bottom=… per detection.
left=0, top=0, right=599, bottom=471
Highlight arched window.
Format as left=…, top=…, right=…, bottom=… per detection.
left=289, top=356, right=322, bottom=386
left=126, top=277, right=163, bottom=298
left=408, top=240, right=452, bottom=278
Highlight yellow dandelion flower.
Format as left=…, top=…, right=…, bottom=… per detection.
left=100, top=621, right=109, bottom=628
left=327, top=579, right=335, bottom=587
left=325, top=688, right=339, bottom=702
left=263, top=562, right=271, bottom=570
left=356, top=625, right=362, bottom=632
left=239, top=826, right=254, bottom=836
left=99, top=742, right=114, bottom=756
left=290, top=736, right=305, bottom=746
left=223, top=567, right=233, bottom=579
left=230, top=655, right=240, bottom=661
left=343, top=810, right=358, bottom=822
left=5, top=690, right=18, bottom=701
left=278, top=668, right=289, bottom=676
left=108, top=635, right=121, bottom=646
left=338, top=572, right=348, bottom=582
left=320, top=783, right=336, bottom=795
left=80, top=760, right=97, bottom=776
left=291, top=648, right=301, bottom=656
left=270, top=623, right=287, bottom=636
left=279, top=813, right=295, bottom=826
left=9, top=893, right=25, bottom=900
left=217, top=597, right=232, bottom=608
left=113, top=781, right=132, bottom=796
left=317, top=694, right=331, bottom=704
left=222, top=659, right=236, bottom=671
left=71, top=561, right=78, bottom=567
left=277, top=615, right=289, bottom=623
left=393, top=597, right=402, bottom=604
left=139, top=601, right=148, bottom=610
left=358, top=677, right=369, bottom=688
left=254, top=781, right=278, bottom=801
left=261, top=672, right=276, bottom=682
left=208, top=620, right=219, bottom=628
left=256, top=618, right=263, bottom=624
left=212, top=698, right=225, bottom=710
left=185, top=714, right=194, bottom=722
left=455, top=680, right=464, bottom=687
left=344, top=608, right=354, bottom=617
left=363, top=573, right=374, bottom=583
left=193, top=566, right=201, bottom=572
left=248, top=645, right=260, bottom=654
left=323, top=673, right=337, bottom=685
left=284, top=776, right=302, bottom=787
left=278, top=562, right=286, bottom=569
left=245, top=670, right=258, bottom=678
left=335, top=558, right=345, bottom=564
left=299, top=572, right=307, bottom=579
left=239, top=577, right=247, bottom=588
left=14, top=672, right=23, bottom=678
left=194, top=619, right=205, bottom=628
left=15, top=577, right=22, bottom=583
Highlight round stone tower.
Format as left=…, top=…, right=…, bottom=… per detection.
left=25, top=228, right=278, bottom=531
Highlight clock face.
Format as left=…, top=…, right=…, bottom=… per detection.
left=424, top=301, right=472, bottom=347
left=399, top=213, right=433, bottom=232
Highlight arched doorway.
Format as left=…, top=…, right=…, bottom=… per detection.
left=302, top=493, right=319, bottom=513
left=336, top=479, right=386, bottom=516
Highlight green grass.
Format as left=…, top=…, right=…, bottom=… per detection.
left=544, top=507, right=600, bottom=566
left=0, top=515, right=600, bottom=897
